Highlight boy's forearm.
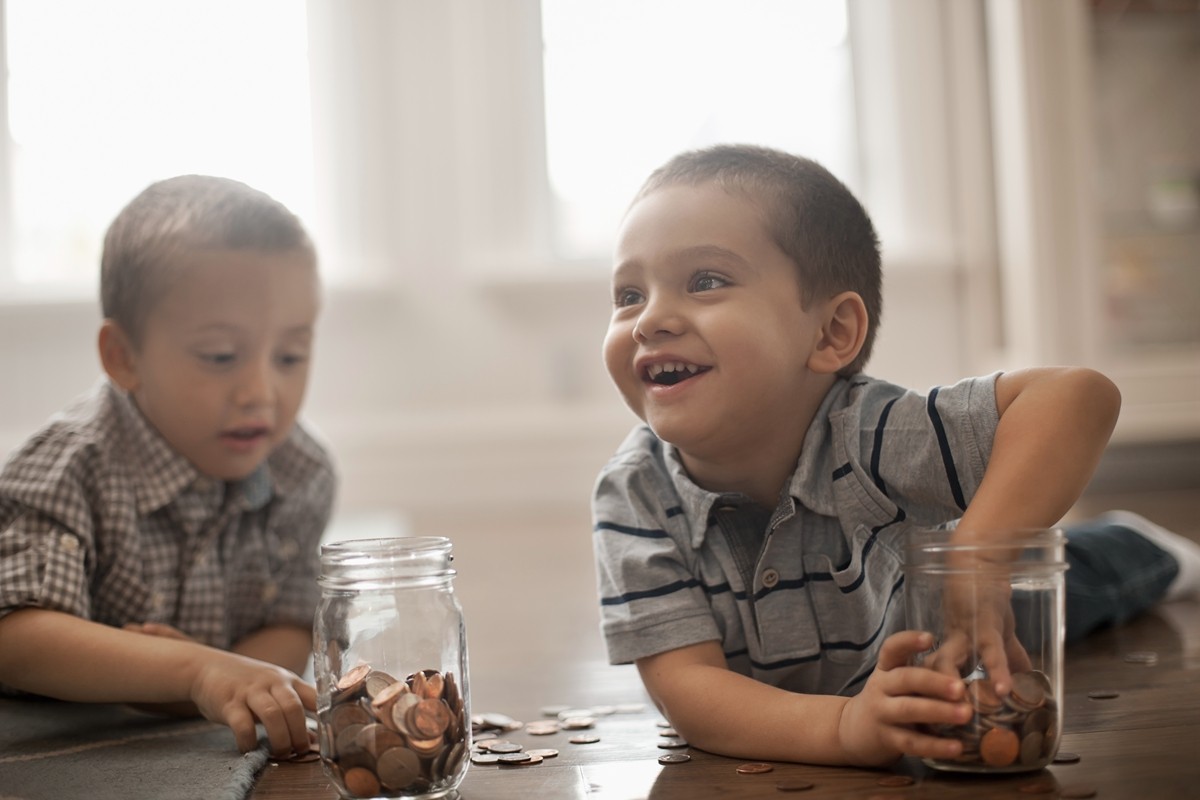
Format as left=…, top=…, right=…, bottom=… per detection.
left=232, top=624, right=312, bottom=676
left=641, top=657, right=854, bottom=765
left=0, top=608, right=210, bottom=704
left=957, top=367, right=1120, bottom=538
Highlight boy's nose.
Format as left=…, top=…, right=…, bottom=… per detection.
left=234, top=360, right=275, bottom=408
left=633, top=297, right=684, bottom=342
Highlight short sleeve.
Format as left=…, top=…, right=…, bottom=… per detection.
left=591, top=439, right=721, bottom=665
left=0, top=508, right=91, bottom=621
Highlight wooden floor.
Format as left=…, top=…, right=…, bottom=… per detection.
left=253, top=486, right=1200, bottom=799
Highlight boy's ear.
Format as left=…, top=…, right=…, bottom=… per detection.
left=98, top=320, right=141, bottom=392
left=807, top=291, right=869, bottom=374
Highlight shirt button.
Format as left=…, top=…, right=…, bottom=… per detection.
left=761, top=568, right=780, bottom=588
left=59, top=534, right=80, bottom=553
left=261, top=582, right=280, bottom=603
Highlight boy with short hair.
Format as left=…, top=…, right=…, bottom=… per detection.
left=592, top=144, right=1200, bottom=767
left=0, top=175, right=336, bottom=758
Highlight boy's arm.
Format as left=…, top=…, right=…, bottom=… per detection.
left=0, top=607, right=314, bottom=756
left=638, top=635, right=969, bottom=767
left=233, top=624, right=313, bottom=676
left=956, top=366, right=1120, bottom=538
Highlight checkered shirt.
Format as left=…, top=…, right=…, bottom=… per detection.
left=0, top=380, right=336, bottom=651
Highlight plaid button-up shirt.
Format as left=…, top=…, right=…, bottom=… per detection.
left=0, top=380, right=336, bottom=651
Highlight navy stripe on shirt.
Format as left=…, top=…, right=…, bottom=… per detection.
left=927, top=387, right=967, bottom=511
left=870, top=398, right=898, bottom=497
left=594, top=521, right=669, bottom=538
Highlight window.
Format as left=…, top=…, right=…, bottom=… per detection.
left=540, top=0, right=856, bottom=261
left=0, top=0, right=313, bottom=291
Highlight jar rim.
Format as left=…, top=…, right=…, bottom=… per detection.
left=320, top=535, right=452, bottom=558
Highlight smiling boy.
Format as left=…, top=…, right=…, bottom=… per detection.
left=592, top=145, right=1200, bottom=767
left=0, top=176, right=336, bottom=757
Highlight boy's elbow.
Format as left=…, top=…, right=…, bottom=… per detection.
left=1071, top=367, right=1121, bottom=434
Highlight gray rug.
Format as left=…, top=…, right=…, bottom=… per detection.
left=0, top=696, right=267, bottom=800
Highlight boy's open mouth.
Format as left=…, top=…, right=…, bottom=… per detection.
left=645, top=362, right=710, bottom=386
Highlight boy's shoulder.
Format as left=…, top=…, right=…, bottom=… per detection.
left=1, top=381, right=125, bottom=482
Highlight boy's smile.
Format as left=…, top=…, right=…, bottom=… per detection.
left=105, top=247, right=320, bottom=481
left=604, top=182, right=839, bottom=487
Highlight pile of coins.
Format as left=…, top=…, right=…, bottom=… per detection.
left=923, top=670, right=1058, bottom=771
left=318, top=665, right=468, bottom=798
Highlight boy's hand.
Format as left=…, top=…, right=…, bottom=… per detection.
left=189, top=651, right=316, bottom=757
left=838, top=631, right=971, bottom=766
left=926, top=572, right=1033, bottom=696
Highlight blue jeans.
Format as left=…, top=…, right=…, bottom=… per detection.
left=1062, top=519, right=1178, bottom=642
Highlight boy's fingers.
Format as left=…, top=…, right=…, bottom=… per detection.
left=877, top=631, right=933, bottom=671
left=224, top=706, right=259, bottom=754
left=887, top=725, right=965, bottom=761
left=294, top=679, right=317, bottom=712
left=272, top=685, right=312, bottom=755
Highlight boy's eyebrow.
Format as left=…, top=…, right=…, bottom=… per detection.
left=614, top=244, right=749, bottom=276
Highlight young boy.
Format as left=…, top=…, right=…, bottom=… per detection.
left=592, top=144, right=1200, bottom=768
left=0, top=175, right=336, bottom=759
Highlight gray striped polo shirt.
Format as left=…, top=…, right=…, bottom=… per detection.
left=591, top=372, right=999, bottom=697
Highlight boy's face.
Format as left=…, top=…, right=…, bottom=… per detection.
left=112, top=248, right=319, bottom=481
left=604, top=182, right=834, bottom=461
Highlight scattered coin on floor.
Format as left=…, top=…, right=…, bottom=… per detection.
left=470, top=752, right=500, bottom=765
left=658, top=753, right=691, bottom=764
left=1017, top=779, right=1058, bottom=794
left=540, top=705, right=571, bottom=717
left=496, top=752, right=532, bottom=764
left=657, top=738, right=689, bottom=749
left=876, top=775, right=915, bottom=787
left=1123, top=651, right=1158, bottom=665
left=774, top=780, right=815, bottom=792
left=487, top=742, right=524, bottom=754
left=569, top=734, right=600, bottom=744
left=736, top=763, right=775, bottom=774
left=616, top=703, right=647, bottom=713
left=1053, top=751, right=1081, bottom=764
left=658, top=728, right=679, bottom=737
left=526, top=748, right=559, bottom=758
left=1087, top=690, right=1119, bottom=700
left=1059, top=786, right=1098, bottom=799
left=499, top=754, right=543, bottom=767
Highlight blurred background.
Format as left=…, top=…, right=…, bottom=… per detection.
left=1, top=0, right=1197, bottom=704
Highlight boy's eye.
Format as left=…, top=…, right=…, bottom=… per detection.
left=691, top=272, right=728, bottom=292
left=199, top=352, right=236, bottom=366
left=276, top=352, right=309, bottom=368
left=614, top=287, right=644, bottom=308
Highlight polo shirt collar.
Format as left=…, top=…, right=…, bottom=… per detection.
left=660, top=377, right=852, bottom=548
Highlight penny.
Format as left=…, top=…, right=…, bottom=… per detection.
left=1052, top=751, right=1081, bottom=764
left=1017, top=779, right=1058, bottom=794
left=659, top=728, right=679, bottom=737
left=336, top=664, right=371, bottom=692
left=526, top=748, right=559, bottom=758
left=736, top=763, right=775, bottom=774
left=570, top=734, right=601, bottom=744
left=1019, top=731, right=1044, bottom=766
left=470, top=752, right=501, bottom=764
left=560, top=716, right=596, bottom=730
left=410, top=698, right=452, bottom=739
left=1010, top=672, right=1047, bottom=709
left=968, top=679, right=1003, bottom=714
left=364, top=670, right=397, bottom=699
left=1123, top=650, right=1158, bottom=665
left=526, top=722, right=560, bottom=735
left=876, top=775, right=915, bottom=787
left=556, top=708, right=594, bottom=721
left=658, top=753, right=691, bottom=764
left=376, top=746, right=421, bottom=790
left=342, top=765, right=381, bottom=798
left=775, top=781, right=815, bottom=792
left=1059, top=786, right=1098, bottom=799
left=980, top=727, right=1020, bottom=767
left=486, top=741, right=524, bottom=754
left=496, top=752, right=533, bottom=764
left=1087, top=690, right=1119, bottom=700
left=657, top=738, right=689, bottom=749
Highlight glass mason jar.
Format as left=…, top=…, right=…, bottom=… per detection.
left=904, top=528, right=1068, bottom=774
left=314, top=537, right=470, bottom=799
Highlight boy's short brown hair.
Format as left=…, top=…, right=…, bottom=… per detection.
left=632, top=144, right=882, bottom=376
left=100, top=175, right=314, bottom=346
